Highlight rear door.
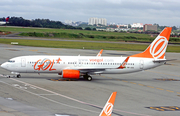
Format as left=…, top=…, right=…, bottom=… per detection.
left=139, top=59, right=144, bottom=69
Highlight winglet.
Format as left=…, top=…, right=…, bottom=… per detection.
left=131, top=27, right=172, bottom=59
left=97, top=49, right=103, bottom=57
left=118, top=57, right=129, bottom=69
left=99, top=92, right=117, bottom=116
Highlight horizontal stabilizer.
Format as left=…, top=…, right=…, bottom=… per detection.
left=153, top=59, right=177, bottom=63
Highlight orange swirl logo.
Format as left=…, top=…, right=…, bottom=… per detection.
left=150, top=36, right=168, bottom=59
left=104, top=102, right=113, bottom=116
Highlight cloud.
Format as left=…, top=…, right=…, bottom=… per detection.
left=105, top=0, right=122, bottom=4
left=0, top=0, right=179, bottom=26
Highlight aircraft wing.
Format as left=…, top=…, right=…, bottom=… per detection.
left=65, top=56, right=130, bottom=74
left=79, top=68, right=106, bottom=74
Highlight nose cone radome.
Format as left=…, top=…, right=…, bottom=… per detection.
left=1, top=63, right=6, bottom=69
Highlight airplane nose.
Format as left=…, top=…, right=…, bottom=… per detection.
left=1, top=63, right=6, bottom=69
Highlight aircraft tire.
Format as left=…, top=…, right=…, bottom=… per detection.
left=83, top=75, right=92, bottom=81
left=17, top=74, right=21, bottom=78
left=87, top=76, right=92, bottom=81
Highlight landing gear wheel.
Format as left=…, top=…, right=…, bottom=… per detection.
left=83, top=75, right=92, bottom=81
left=17, top=74, right=21, bottom=78
left=87, top=76, right=92, bottom=81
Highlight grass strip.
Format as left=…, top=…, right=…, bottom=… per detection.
left=0, top=38, right=179, bottom=52
left=1, top=27, right=180, bottom=43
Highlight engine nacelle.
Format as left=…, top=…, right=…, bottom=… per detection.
left=62, top=70, right=80, bottom=79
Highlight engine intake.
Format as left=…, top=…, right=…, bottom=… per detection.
left=62, top=70, right=80, bottom=79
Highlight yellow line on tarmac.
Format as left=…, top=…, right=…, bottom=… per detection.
left=99, top=75, right=179, bottom=96
left=166, top=90, right=174, bottom=93
left=100, top=75, right=112, bottom=79
left=122, top=80, right=128, bottom=82
left=146, top=70, right=180, bottom=77
left=156, top=88, right=164, bottom=90
left=146, top=86, right=154, bottom=88
left=130, top=82, right=136, bottom=84
left=138, top=84, right=144, bottom=86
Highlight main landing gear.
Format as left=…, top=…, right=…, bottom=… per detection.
left=17, top=74, right=21, bottom=78
left=83, top=74, right=92, bottom=81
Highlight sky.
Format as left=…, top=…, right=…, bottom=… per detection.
left=0, top=0, right=180, bottom=26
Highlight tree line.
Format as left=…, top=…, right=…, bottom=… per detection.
left=0, top=17, right=83, bottom=30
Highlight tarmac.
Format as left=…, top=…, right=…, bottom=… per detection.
left=0, top=43, right=180, bottom=116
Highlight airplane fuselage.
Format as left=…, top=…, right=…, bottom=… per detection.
left=1, top=55, right=163, bottom=74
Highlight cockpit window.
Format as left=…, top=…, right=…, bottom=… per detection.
left=8, top=60, right=15, bottom=63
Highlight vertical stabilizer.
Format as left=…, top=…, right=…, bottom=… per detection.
left=131, top=27, right=172, bottom=59
left=99, top=92, right=117, bottom=116
left=97, top=49, right=103, bottom=57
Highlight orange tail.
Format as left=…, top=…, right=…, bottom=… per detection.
left=99, top=92, right=117, bottom=116
left=97, top=49, right=103, bottom=57
left=131, top=27, right=172, bottom=59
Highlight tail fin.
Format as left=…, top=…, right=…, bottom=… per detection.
left=97, top=49, right=103, bottom=57
left=5, top=17, right=9, bottom=22
left=131, top=27, right=172, bottom=59
left=99, top=92, right=117, bottom=116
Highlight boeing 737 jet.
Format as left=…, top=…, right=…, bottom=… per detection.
left=1, top=27, right=172, bottom=81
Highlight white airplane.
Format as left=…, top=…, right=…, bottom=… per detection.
left=1, top=27, right=172, bottom=81
left=0, top=17, right=9, bottom=25
left=99, top=92, right=116, bottom=116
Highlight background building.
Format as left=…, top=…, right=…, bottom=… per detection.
left=88, top=18, right=107, bottom=26
left=131, top=23, right=143, bottom=28
left=143, top=24, right=157, bottom=31
left=65, top=20, right=72, bottom=25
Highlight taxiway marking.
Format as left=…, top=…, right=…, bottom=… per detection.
left=3, top=78, right=149, bottom=116
left=147, top=106, right=180, bottom=111
left=147, top=70, right=180, bottom=77
left=101, top=75, right=180, bottom=95
left=0, top=80, right=99, bottom=114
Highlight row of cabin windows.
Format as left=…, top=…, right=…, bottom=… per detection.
left=28, top=61, right=134, bottom=65
left=28, top=62, right=60, bottom=64
left=68, top=62, right=135, bottom=65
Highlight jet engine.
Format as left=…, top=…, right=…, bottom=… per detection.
left=62, top=70, right=80, bottom=79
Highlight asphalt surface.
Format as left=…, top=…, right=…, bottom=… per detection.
left=0, top=44, right=180, bottom=116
